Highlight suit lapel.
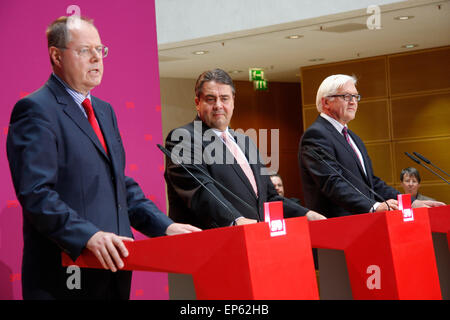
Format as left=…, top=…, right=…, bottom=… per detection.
left=195, top=119, right=259, bottom=199
left=347, top=128, right=373, bottom=184
left=91, top=98, right=113, bottom=160
left=229, top=129, right=259, bottom=199
left=47, top=75, right=110, bottom=162
left=319, top=117, right=369, bottom=183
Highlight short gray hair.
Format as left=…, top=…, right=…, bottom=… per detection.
left=316, top=74, right=357, bottom=112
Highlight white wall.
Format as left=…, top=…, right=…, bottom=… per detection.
left=159, top=77, right=197, bottom=140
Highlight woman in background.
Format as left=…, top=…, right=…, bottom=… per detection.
left=400, top=167, right=435, bottom=201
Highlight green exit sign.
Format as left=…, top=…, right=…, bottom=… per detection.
left=254, top=80, right=268, bottom=91
left=249, top=68, right=265, bottom=81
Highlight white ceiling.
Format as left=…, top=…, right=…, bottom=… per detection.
left=157, top=0, right=450, bottom=82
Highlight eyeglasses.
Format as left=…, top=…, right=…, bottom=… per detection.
left=327, top=94, right=361, bottom=102
left=60, top=45, right=109, bottom=58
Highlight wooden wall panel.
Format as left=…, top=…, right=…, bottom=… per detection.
left=393, top=137, right=450, bottom=184
left=349, top=99, right=390, bottom=143
left=232, top=81, right=259, bottom=131
left=365, top=142, right=395, bottom=185
left=232, top=80, right=305, bottom=201
left=391, top=91, right=450, bottom=140
left=301, top=56, right=388, bottom=106
left=389, top=47, right=450, bottom=96
left=303, top=106, right=319, bottom=130
left=301, top=46, right=450, bottom=204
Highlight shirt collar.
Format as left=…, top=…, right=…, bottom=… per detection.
left=52, top=72, right=91, bottom=103
left=212, top=127, right=231, bottom=140
left=320, top=112, right=347, bottom=134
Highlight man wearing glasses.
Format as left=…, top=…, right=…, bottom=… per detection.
left=6, top=16, right=199, bottom=300
left=298, top=74, right=443, bottom=218
left=299, top=74, right=400, bottom=218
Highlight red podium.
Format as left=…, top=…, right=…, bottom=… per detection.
left=428, top=205, right=450, bottom=299
left=309, top=208, right=442, bottom=299
left=62, top=216, right=319, bottom=300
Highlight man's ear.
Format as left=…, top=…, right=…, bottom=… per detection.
left=321, top=97, right=328, bottom=110
left=49, top=46, right=62, bottom=67
left=195, top=96, right=200, bottom=111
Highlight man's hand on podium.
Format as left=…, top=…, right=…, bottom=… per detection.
left=234, top=217, right=258, bottom=225
left=165, top=223, right=202, bottom=235
left=376, top=199, right=399, bottom=212
left=86, top=231, right=134, bottom=272
left=306, top=210, right=327, bottom=221
left=412, top=199, right=446, bottom=208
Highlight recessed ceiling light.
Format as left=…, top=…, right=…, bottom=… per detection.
left=192, top=50, right=208, bottom=55
left=401, top=44, right=418, bottom=49
left=228, top=70, right=243, bottom=74
left=309, top=58, right=325, bottom=62
left=285, top=35, right=303, bottom=39
left=394, top=15, right=414, bottom=20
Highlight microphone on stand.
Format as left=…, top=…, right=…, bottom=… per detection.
left=304, top=146, right=390, bottom=211
left=412, top=152, right=450, bottom=178
left=157, top=143, right=259, bottom=217
left=404, top=152, right=450, bottom=185
left=315, top=146, right=392, bottom=204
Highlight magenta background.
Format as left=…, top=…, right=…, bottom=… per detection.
left=0, top=0, right=169, bottom=300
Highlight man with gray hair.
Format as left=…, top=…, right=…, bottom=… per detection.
left=298, top=74, right=443, bottom=218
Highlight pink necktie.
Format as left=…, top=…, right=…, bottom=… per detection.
left=222, top=132, right=258, bottom=196
left=342, top=127, right=363, bottom=170
left=82, top=98, right=108, bottom=154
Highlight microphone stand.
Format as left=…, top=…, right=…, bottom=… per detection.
left=305, top=146, right=390, bottom=211
left=405, top=152, right=450, bottom=185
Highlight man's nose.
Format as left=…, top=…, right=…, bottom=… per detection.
left=213, top=99, right=224, bottom=108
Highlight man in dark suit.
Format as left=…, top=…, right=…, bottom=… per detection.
left=164, top=69, right=325, bottom=229
left=298, top=74, right=443, bottom=218
left=6, top=16, right=199, bottom=300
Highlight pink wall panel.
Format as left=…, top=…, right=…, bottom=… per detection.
left=0, top=0, right=168, bottom=300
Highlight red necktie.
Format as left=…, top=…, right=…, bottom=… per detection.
left=82, top=98, right=108, bottom=154
left=222, top=132, right=258, bottom=196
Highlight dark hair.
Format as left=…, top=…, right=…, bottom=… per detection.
left=400, top=167, right=421, bottom=183
left=195, top=68, right=236, bottom=98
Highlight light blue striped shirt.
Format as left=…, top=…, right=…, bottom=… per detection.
left=53, top=73, right=91, bottom=118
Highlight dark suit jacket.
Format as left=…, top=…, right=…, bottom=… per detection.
left=164, top=118, right=309, bottom=229
left=6, top=74, right=172, bottom=299
left=298, top=115, right=399, bottom=218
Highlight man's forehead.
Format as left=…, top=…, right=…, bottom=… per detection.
left=68, top=20, right=101, bottom=42
left=337, top=81, right=358, bottom=93
left=202, top=81, right=233, bottom=95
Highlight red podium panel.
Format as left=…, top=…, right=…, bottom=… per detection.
left=428, top=205, right=450, bottom=300
left=309, top=208, right=442, bottom=299
left=428, top=205, right=450, bottom=247
left=62, top=216, right=318, bottom=300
